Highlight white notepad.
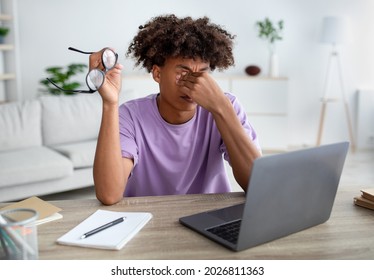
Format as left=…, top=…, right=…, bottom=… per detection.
left=57, top=209, right=152, bottom=250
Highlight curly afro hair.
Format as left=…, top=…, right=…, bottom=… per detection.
left=126, top=14, right=236, bottom=73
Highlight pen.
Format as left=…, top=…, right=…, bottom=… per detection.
left=0, top=229, right=11, bottom=259
left=80, top=217, right=126, bottom=239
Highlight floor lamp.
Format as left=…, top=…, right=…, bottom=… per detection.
left=316, top=16, right=355, bottom=151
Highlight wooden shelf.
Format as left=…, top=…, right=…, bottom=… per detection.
left=217, top=74, right=288, bottom=81
left=0, top=73, right=15, bottom=80
left=0, top=13, right=12, bottom=21
left=320, top=97, right=341, bottom=103
left=0, top=44, right=13, bottom=51
left=122, top=74, right=289, bottom=81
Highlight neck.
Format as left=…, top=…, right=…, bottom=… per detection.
left=156, top=94, right=195, bottom=125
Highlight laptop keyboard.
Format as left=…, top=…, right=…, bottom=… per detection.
left=206, top=219, right=241, bottom=245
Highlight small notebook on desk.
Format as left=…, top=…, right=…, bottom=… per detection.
left=1, top=196, right=62, bottom=226
left=57, top=209, right=152, bottom=250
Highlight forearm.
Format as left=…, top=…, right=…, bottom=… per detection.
left=93, top=102, right=127, bottom=205
left=212, top=99, right=261, bottom=190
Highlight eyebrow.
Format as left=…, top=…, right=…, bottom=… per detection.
left=176, top=64, right=210, bottom=72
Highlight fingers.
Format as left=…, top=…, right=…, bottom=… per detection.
left=110, top=63, right=123, bottom=72
left=89, top=51, right=102, bottom=70
left=89, top=48, right=117, bottom=71
left=176, top=71, right=203, bottom=89
left=103, top=63, right=123, bottom=83
left=180, top=71, right=203, bottom=82
left=98, top=64, right=123, bottom=101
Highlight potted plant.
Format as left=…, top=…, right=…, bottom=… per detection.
left=255, top=18, right=284, bottom=77
left=0, top=26, right=9, bottom=44
left=256, top=18, right=284, bottom=45
left=39, top=63, right=88, bottom=95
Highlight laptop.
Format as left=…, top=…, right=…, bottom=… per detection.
left=179, top=141, right=349, bottom=251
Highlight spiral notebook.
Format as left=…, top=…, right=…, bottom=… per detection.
left=57, top=209, right=152, bottom=250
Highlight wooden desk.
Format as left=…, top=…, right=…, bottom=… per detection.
left=7, top=190, right=374, bottom=259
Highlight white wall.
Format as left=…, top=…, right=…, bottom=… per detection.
left=16, top=0, right=374, bottom=147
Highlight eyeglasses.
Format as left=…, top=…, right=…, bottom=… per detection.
left=47, top=47, right=118, bottom=94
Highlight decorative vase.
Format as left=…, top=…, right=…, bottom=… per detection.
left=269, top=52, right=279, bottom=77
left=268, top=43, right=279, bottom=78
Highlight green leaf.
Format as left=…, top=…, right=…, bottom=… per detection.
left=255, top=17, right=285, bottom=44
left=40, top=63, right=88, bottom=95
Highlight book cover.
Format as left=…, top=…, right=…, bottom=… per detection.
left=354, top=196, right=374, bottom=211
left=0, top=196, right=62, bottom=225
left=360, top=188, right=374, bottom=202
left=56, top=209, right=152, bottom=250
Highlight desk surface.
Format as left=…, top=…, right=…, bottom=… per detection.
left=10, top=190, right=374, bottom=259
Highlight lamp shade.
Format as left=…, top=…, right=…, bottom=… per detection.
left=320, top=16, right=347, bottom=45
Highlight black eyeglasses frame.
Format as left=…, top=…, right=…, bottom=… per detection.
left=46, top=47, right=118, bottom=94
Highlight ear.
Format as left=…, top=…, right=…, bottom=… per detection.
left=152, top=65, right=161, bottom=83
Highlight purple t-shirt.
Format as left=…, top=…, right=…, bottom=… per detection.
left=119, top=93, right=260, bottom=197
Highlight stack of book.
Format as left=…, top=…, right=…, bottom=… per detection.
left=354, top=188, right=374, bottom=210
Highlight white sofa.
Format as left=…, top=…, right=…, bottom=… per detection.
left=0, top=94, right=102, bottom=202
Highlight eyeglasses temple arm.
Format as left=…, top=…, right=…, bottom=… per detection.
left=46, top=78, right=95, bottom=94
left=68, top=47, right=93, bottom=55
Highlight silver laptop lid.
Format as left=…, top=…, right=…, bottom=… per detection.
left=236, top=141, right=349, bottom=251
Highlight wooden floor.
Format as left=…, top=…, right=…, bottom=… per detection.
left=40, top=149, right=374, bottom=201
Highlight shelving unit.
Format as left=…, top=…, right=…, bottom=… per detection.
left=121, top=74, right=289, bottom=152
left=0, top=0, right=20, bottom=102
left=222, top=75, right=289, bottom=151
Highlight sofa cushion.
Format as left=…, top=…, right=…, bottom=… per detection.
left=40, top=94, right=102, bottom=146
left=0, top=99, right=42, bottom=152
left=0, top=146, right=73, bottom=188
left=51, top=140, right=97, bottom=168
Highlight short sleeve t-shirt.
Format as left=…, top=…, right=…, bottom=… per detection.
left=119, top=93, right=260, bottom=197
